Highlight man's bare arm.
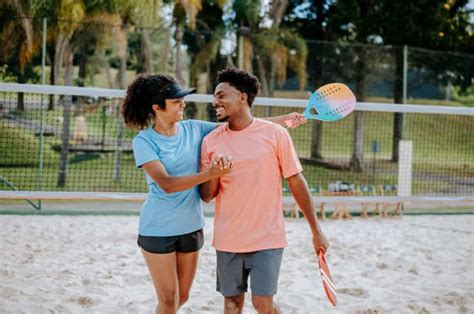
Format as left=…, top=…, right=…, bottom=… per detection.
left=287, top=172, right=329, bottom=253
left=262, top=112, right=307, bottom=128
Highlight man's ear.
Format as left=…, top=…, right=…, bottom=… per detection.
left=240, top=92, right=249, bottom=106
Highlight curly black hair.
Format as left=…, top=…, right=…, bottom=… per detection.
left=216, top=67, right=261, bottom=107
left=121, top=73, right=175, bottom=129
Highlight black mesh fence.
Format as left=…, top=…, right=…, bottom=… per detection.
left=0, top=91, right=144, bottom=192
left=0, top=89, right=472, bottom=196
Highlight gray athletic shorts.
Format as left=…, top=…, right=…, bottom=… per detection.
left=216, top=248, right=284, bottom=297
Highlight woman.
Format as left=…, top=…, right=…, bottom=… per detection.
left=121, top=73, right=305, bottom=313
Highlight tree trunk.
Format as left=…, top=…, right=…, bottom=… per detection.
left=310, top=120, right=323, bottom=159
left=175, top=23, right=184, bottom=82
left=349, top=49, right=367, bottom=172
left=242, top=36, right=253, bottom=74
left=17, top=93, right=25, bottom=111
left=75, top=53, right=86, bottom=114
left=57, top=47, right=73, bottom=187
left=12, top=0, right=33, bottom=55
left=160, top=29, right=170, bottom=72
left=255, top=52, right=272, bottom=117
left=268, top=0, right=289, bottom=27
left=113, top=23, right=128, bottom=183
left=48, top=49, right=56, bottom=110
left=268, top=57, right=276, bottom=98
left=13, top=0, right=32, bottom=111
left=349, top=111, right=364, bottom=172
left=78, top=53, right=87, bottom=87
left=264, top=55, right=277, bottom=117
left=256, top=53, right=269, bottom=96
left=309, top=41, right=325, bottom=160
left=137, top=28, right=153, bottom=73
left=54, top=34, right=67, bottom=86
left=392, top=48, right=404, bottom=162
left=105, top=59, right=114, bottom=89
left=17, top=73, right=25, bottom=111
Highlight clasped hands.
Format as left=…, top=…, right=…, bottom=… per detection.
left=209, top=154, right=234, bottom=176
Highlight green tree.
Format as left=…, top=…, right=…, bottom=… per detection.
left=184, top=0, right=228, bottom=89
left=131, top=0, right=162, bottom=74
left=232, top=0, right=308, bottom=99
left=282, top=0, right=335, bottom=160
left=327, top=0, right=383, bottom=172
left=183, top=1, right=229, bottom=119
left=0, top=0, right=40, bottom=110
left=167, top=0, right=200, bottom=81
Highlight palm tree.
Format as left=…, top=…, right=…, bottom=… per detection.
left=231, top=0, right=307, bottom=122
left=0, top=0, right=38, bottom=110
left=232, top=0, right=307, bottom=98
left=54, top=0, right=85, bottom=187
left=184, top=0, right=227, bottom=85
left=172, top=0, right=203, bottom=82
left=133, top=0, right=162, bottom=73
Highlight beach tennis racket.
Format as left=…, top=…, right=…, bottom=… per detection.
left=285, top=83, right=356, bottom=127
left=317, top=249, right=337, bottom=307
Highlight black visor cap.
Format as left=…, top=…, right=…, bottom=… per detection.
left=152, top=82, right=196, bottom=105
left=165, top=82, right=196, bottom=99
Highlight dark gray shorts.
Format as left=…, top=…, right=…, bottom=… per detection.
left=216, top=248, right=284, bottom=297
left=137, top=229, right=204, bottom=254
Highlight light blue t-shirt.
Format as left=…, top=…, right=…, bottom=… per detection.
left=132, top=120, right=216, bottom=236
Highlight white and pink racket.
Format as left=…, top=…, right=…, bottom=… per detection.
left=318, top=250, right=337, bottom=306
left=286, top=83, right=356, bottom=127
left=305, top=83, right=356, bottom=121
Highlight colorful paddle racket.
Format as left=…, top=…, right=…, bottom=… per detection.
left=285, top=83, right=356, bottom=127
left=318, top=250, right=337, bottom=307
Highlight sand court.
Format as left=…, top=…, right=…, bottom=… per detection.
left=0, top=215, right=472, bottom=313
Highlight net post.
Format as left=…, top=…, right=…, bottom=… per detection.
left=398, top=140, right=412, bottom=197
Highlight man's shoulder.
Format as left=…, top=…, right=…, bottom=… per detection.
left=205, top=124, right=227, bottom=139
left=206, top=124, right=227, bottom=138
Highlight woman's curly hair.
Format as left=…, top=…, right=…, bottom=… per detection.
left=216, top=67, right=261, bottom=107
left=121, top=73, right=176, bottom=129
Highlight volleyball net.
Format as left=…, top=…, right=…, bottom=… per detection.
left=0, top=83, right=473, bottom=210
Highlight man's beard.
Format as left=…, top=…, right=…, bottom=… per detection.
left=217, top=116, right=229, bottom=122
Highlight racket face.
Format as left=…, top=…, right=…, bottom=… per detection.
left=304, top=83, right=356, bottom=122
left=318, top=251, right=337, bottom=306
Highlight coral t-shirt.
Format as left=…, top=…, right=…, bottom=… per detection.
left=200, top=118, right=302, bottom=252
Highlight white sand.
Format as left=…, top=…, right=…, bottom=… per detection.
left=1, top=215, right=473, bottom=313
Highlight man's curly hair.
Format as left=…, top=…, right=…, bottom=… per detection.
left=121, top=73, right=175, bottom=129
left=216, top=67, right=261, bottom=107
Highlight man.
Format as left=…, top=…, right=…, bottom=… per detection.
left=200, top=67, right=329, bottom=314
